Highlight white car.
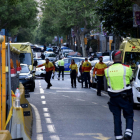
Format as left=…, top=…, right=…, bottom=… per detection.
left=35, top=60, right=46, bottom=77
left=132, top=65, right=140, bottom=107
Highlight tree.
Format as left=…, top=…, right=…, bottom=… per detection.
left=0, top=0, right=38, bottom=42
left=95, top=0, right=134, bottom=49
left=39, top=0, right=100, bottom=56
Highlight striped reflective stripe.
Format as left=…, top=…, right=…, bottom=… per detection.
left=107, top=68, right=112, bottom=90
left=123, top=66, right=126, bottom=88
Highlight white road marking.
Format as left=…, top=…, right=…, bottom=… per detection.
left=52, top=87, right=70, bottom=90
left=92, top=102, right=97, bottom=104
left=50, top=135, right=60, bottom=140
left=40, top=88, right=44, bottom=94
left=77, top=99, right=85, bottom=101
left=41, top=96, right=45, bottom=99
left=39, top=86, right=41, bottom=88
left=57, top=91, right=84, bottom=93
left=62, top=95, right=70, bottom=98
left=46, top=118, right=52, bottom=124
left=37, top=134, right=43, bottom=140
left=43, top=108, right=49, bottom=112
left=44, top=113, right=50, bottom=117
left=42, top=101, right=46, bottom=104
left=47, top=125, right=56, bottom=133
left=30, top=104, right=43, bottom=140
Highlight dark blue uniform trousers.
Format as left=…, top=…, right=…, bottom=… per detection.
left=84, top=72, right=90, bottom=88
left=108, top=91, right=134, bottom=137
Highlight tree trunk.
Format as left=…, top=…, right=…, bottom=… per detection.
left=80, top=34, right=87, bottom=57
left=75, top=32, right=81, bottom=50
left=70, top=36, right=74, bottom=50
left=115, top=36, right=120, bottom=50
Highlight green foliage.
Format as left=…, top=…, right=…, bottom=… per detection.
left=0, top=0, right=38, bottom=43
left=35, top=0, right=100, bottom=45
left=95, top=0, right=134, bottom=36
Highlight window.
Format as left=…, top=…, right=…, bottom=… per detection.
left=64, top=59, right=69, bottom=63
left=20, top=65, right=30, bottom=73
left=20, top=53, right=32, bottom=65
left=124, top=52, right=140, bottom=68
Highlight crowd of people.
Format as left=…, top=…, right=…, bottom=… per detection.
left=36, top=47, right=134, bottom=140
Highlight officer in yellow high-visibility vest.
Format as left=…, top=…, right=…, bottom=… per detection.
left=58, top=58, right=65, bottom=80
left=104, top=50, right=134, bottom=140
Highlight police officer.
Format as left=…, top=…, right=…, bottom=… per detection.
left=93, top=56, right=107, bottom=96
left=104, top=50, right=134, bottom=140
left=69, top=59, right=78, bottom=88
left=58, top=58, right=65, bottom=80
left=36, top=58, right=55, bottom=89
left=82, top=58, right=92, bottom=88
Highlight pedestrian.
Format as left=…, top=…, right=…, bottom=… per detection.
left=89, top=46, right=93, bottom=56
left=58, top=58, right=65, bottom=80
left=104, top=50, right=134, bottom=140
left=89, top=54, right=94, bottom=61
left=82, top=58, right=92, bottom=88
left=36, top=58, right=55, bottom=89
left=93, top=56, right=107, bottom=96
left=69, top=59, right=78, bottom=88
left=79, top=60, right=84, bottom=87
left=44, top=44, right=46, bottom=52
left=40, top=52, right=45, bottom=60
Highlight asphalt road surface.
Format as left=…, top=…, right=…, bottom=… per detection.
left=28, top=75, right=140, bottom=140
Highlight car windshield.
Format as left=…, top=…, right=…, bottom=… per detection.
left=37, top=60, right=46, bottom=65
left=20, top=65, right=30, bottom=73
left=20, top=53, right=32, bottom=65
left=45, top=53, right=56, bottom=57
left=64, top=59, right=69, bottom=63
left=124, top=52, right=140, bottom=68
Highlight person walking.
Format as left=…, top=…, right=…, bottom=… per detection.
left=58, top=58, right=65, bottom=80
left=40, top=52, right=45, bottom=60
left=69, top=59, right=78, bottom=88
left=93, top=56, right=107, bottom=96
left=44, top=44, right=46, bottom=52
left=82, top=58, right=92, bottom=88
left=36, top=58, right=55, bottom=89
left=79, top=61, right=84, bottom=88
left=89, top=46, right=93, bottom=56
left=105, top=50, right=134, bottom=140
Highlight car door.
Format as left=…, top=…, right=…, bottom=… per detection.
left=64, top=59, right=70, bottom=72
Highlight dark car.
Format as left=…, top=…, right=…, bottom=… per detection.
left=19, top=64, right=35, bottom=92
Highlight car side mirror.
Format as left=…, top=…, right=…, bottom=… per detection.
left=31, top=70, right=35, bottom=74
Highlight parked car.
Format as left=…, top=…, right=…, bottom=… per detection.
left=55, top=57, right=85, bottom=72
left=35, top=60, right=46, bottom=77
left=19, top=64, right=35, bottom=92
left=132, top=65, right=140, bottom=108
left=44, top=52, right=57, bottom=62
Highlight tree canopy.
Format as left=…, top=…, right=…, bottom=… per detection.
left=95, top=0, right=134, bottom=36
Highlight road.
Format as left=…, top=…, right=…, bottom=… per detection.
left=28, top=75, right=140, bottom=140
